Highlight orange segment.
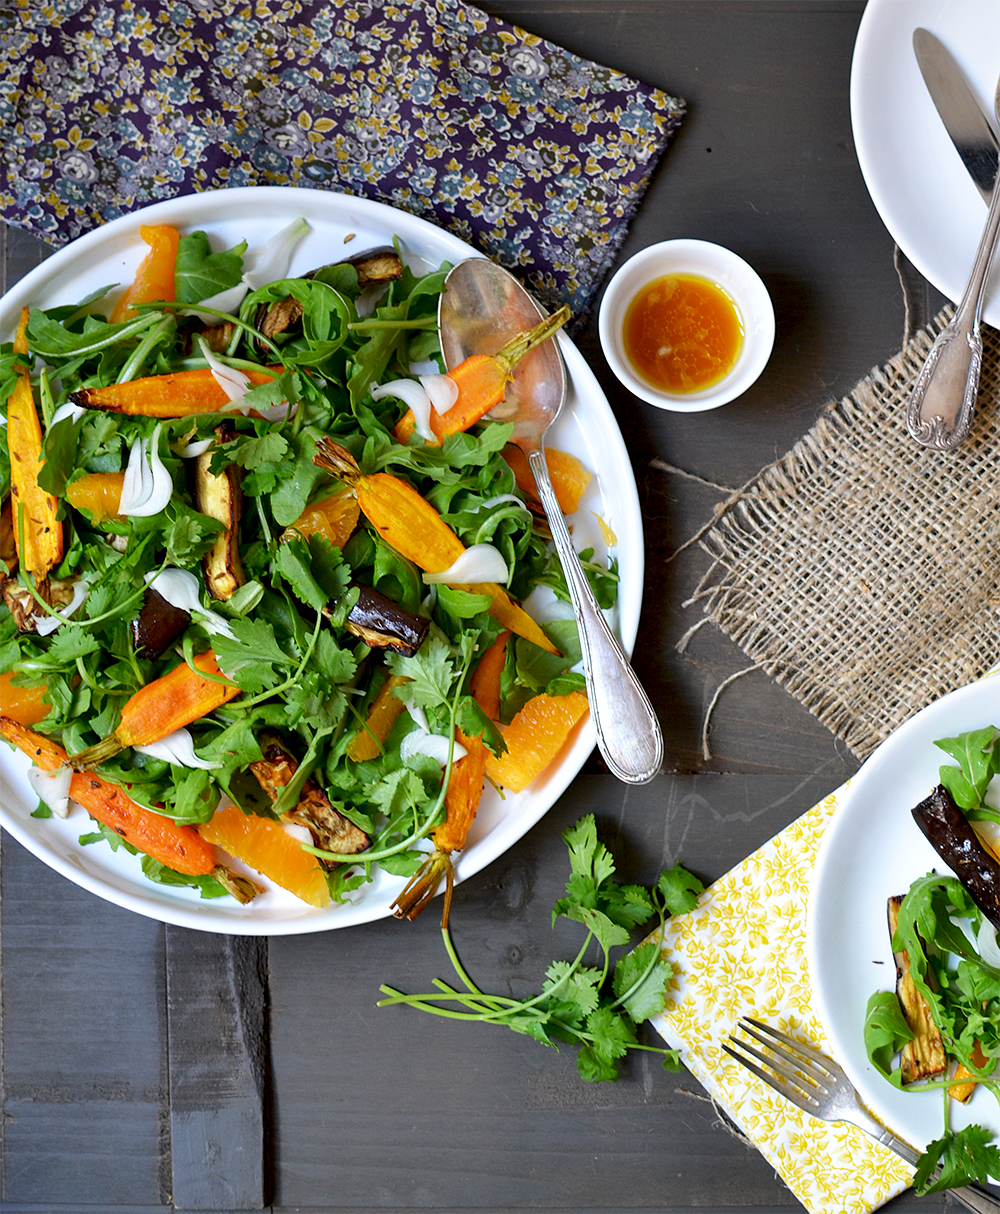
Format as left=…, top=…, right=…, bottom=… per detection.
left=66, top=472, right=126, bottom=521
left=281, top=488, right=360, bottom=549
left=0, top=671, right=50, bottom=725
left=502, top=444, right=593, bottom=514
left=199, top=803, right=330, bottom=906
left=484, top=690, right=589, bottom=794
left=110, top=224, right=179, bottom=323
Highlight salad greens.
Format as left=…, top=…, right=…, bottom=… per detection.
left=379, top=814, right=701, bottom=1082
left=864, top=725, right=1000, bottom=1195
left=0, top=225, right=616, bottom=906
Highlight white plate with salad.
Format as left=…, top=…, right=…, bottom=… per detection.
left=807, top=676, right=1000, bottom=1159
left=0, top=186, right=645, bottom=934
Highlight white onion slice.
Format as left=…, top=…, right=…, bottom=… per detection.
left=977, top=918, right=1000, bottom=969
left=27, top=765, right=73, bottom=818
left=371, top=378, right=436, bottom=441
left=177, top=437, right=214, bottom=458
left=401, top=704, right=468, bottom=766
left=408, top=359, right=441, bottom=377
left=50, top=402, right=86, bottom=426
left=242, top=218, right=310, bottom=290
left=419, top=373, right=458, bottom=415
left=200, top=339, right=252, bottom=402
left=479, top=493, right=531, bottom=513
left=422, top=544, right=509, bottom=586
left=118, top=425, right=172, bottom=517
left=35, top=577, right=90, bottom=636
left=136, top=727, right=221, bottom=770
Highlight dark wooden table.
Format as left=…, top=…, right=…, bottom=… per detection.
left=1, top=2, right=965, bottom=1211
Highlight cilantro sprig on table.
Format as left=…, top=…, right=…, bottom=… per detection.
left=378, top=815, right=703, bottom=1081
left=863, top=725, right=1000, bottom=1195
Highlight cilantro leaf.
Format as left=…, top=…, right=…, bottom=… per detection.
left=386, top=633, right=457, bottom=711
left=913, top=1125, right=1000, bottom=1196
left=657, top=864, right=705, bottom=916
left=612, top=942, right=673, bottom=1023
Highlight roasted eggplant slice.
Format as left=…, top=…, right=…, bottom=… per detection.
left=3, top=576, right=74, bottom=633
left=338, top=246, right=403, bottom=286
left=887, top=895, right=947, bottom=1084
left=131, top=587, right=191, bottom=660
left=254, top=247, right=404, bottom=346
left=911, top=784, right=1000, bottom=930
left=344, top=585, right=429, bottom=657
left=250, top=733, right=369, bottom=867
left=194, top=422, right=246, bottom=601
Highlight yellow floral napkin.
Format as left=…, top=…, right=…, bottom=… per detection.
left=648, top=793, right=913, bottom=1214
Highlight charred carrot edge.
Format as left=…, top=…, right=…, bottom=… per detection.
left=0, top=716, right=216, bottom=876
left=69, top=366, right=280, bottom=418
left=109, top=225, right=180, bottom=323
left=7, top=308, right=63, bottom=580
left=313, top=440, right=558, bottom=656
left=393, top=306, right=570, bottom=445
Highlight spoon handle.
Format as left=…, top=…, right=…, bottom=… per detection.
left=528, top=449, right=663, bottom=784
left=906, top=173, right=1000, bottom=449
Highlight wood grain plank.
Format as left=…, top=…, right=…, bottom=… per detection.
left=165, top=928, right=270, bottom=1210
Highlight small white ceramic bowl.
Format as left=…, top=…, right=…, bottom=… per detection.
left=598, top=239, right=775, bottom=412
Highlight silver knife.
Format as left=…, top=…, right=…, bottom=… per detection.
left=913, top=28, right=999, bottom=204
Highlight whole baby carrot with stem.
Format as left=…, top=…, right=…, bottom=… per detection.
left=70, top=649, right=241, bottom=767
left=393, top=305, right=570, bottom=444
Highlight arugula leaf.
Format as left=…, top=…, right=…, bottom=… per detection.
left=936, top=726, right=1000, bottom=810
left=863, top=991, right=914, bottom=1077
left=174, top=231, right=247, bottom=303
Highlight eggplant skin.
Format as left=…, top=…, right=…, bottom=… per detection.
left=911, top=784, right=1000, bottom=930
left=345, top=585, right=429, bottom=657
left=131, top=588, right=191, bottom=660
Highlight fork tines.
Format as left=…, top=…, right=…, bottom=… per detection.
left=723, top=1017, right=833, bottom=1113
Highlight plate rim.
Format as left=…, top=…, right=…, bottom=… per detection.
left=0, top=185, right=645, bottom=935
left=806, top=674, right=1000, bottom=1149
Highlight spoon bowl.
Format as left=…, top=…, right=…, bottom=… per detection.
left=438, top=259, right=664, bottom=785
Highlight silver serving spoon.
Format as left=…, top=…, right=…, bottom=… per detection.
left=906, top=68, right=1000, bottom=449
left=438, top=258, right=663, bottom=785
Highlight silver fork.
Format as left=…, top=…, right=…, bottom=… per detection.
left=723, top=1017, right=1000, bottom=1214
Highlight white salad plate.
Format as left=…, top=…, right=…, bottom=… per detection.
left=0, top=186, right=645, bottom=934
left=807, top=675, right=1000, bottom=1153
left=851, top=0, right=1000, bottom=329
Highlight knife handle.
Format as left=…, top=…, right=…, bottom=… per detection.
left=906, top=175, right=1000, bottom=450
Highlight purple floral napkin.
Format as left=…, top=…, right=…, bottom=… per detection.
left=0, top=0, right=685, bottom=315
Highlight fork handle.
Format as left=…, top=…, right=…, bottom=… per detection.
left=863, top=1125, right=1000, bottom=1212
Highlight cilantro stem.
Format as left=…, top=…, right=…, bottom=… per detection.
left=230, top=610, right=324, bottom=710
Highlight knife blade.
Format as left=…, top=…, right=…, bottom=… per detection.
left=913, top=28, right=999, bottom=204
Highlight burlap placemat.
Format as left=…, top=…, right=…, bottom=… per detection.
left=685, top=308, right=1000, bottom=759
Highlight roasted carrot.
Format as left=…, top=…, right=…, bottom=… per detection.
left=0, top=671, right=50, bottom=726
left=313, top=438, right=557, bottom=655
left=71, top=649, right=240, bottom=766
left=950, top=1041, right=990, bottom=1103
left=391, top=635, right=505, bottom=925
left=7, top=308, right=63, bottom=580
left=68, top=365, right=280, bottom=418
left=65, top=472, right=126, bottom=521
left=109, top=225, right=180, bottom=323
left=347, top=673, right=410, bottom=761
left=469, top=630, right=509, bottom=722
left=394, top=305, right=570, bottom=444
left=0, top=716, right=217, bottom=877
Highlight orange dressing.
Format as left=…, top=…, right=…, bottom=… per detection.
left=623, top=273, right=744, bottom=394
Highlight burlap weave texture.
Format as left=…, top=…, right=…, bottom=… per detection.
left=690, top=310, right=1000, bottom=758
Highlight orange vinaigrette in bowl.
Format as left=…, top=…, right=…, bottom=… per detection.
left=622, top=273, right=744, bottom=394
